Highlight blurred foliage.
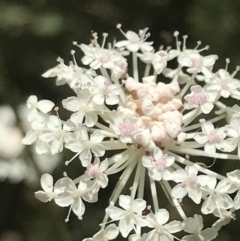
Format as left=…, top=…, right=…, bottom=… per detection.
left=0, top=0, right=240, bottom=241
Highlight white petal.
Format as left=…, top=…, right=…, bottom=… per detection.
left=91, top=131, right=104, bottom=143
left=97, top=173, right=108, bottom=188
left=202, top=122, right=214, bottom=133
left=234, top=191, right=240, bottom=209
left=51, top=138, right=63, bottom=154
left=35, top=191, right=51, bottom=203
left=119, top=195, right=131, bottom=210
left=131, top=199, right=147, bottom=213
left=142, top=156, right=153, bottom=168
left=85, top=112, right=98, bottom=127
left=204, top=143, right=216, bottom=154
left=105, top=224, right=119, bottom=240
left=155, top=209, right=169, bottom=225
left=41, top=173, right=53, bottom=192
left=194, top=133, right=208, bottom=144
left=171, top=184, right=187, bottom=199
left=188, top=187, right=202, bottom=204
left=164, top=220, right=183, bottom=233
left=100, top=158, right=109, bottom=172
left=106, top=206, right=125, bottom=220
left=153, top=148, right=163, bottom=160
left=37, top=100, right=54, bottom=113
left=73, top=198, right=85, bottom=216
left=62, top=97, right=80, bottom=112
left=173, top=170, right=187, bottom=182
left=201, top=102, right=214, bottom=114
left=149, top=168, right=162, bottom=181
left=119, top=218, right=132, bottom=238
left=227, top=169, right=240, bottom=183
left=162, top=169, right=173, bottom=180
left=201, top=228, right=218, bottom=241
left=115, top=40, right=130, bottom=48
left=55, top=192, right=73, bottom=207
left=35, top=140, right=49, bottom=154
left=22, top=131, right=37, bottom=145
left=91, top=144, right=105, bottom=157
left=217, top=194, right=233, bottom=209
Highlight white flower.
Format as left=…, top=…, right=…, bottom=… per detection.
left=83, top=224, right=119, bottom=241
left=35, top=174, right=58, bottom=202
left=212, top=208, right=235, bottom=231
left=146, top=209, right=183, bottom=241
left=182, top=214, right=218, bottom=241
left=106, top=195, right=147, bottom=238
left=152, top=51, right=168, bottom=74
left=39, top=115, right=73, bottom=154
left=82, top=157, right=109, bottom=190
left=62, top=89, right=101, bottom=127
left=110, top=112, right=138, bottom=143
left=54, top=177, right=97, bottom=219
left=184, top=85, right=217, bottom=114
left=66, top=128, right=105, bottom=167
left=194, top=122, right=227, bottom=154
left=91, top=76, right=120, bottom=105
left=201, top=177, right=233, bottom=214
left=80, top=43, right=124, bottom=70
left=26, top=95, right=54, bottom=121
left=224, top=125, right=240, bottom=158
left=42, top=58, right=69, bottom=85
left=22, top=115, right=50, bottom=154
left=171, top=165, right=209, bottom=204
left=142, top=148, right=174, bottom=181
left=181, top=53, right=217, bottom=78
left=227, top=170, right=240, bottom=209
left=207, top=69, right=240, bottom=99
left=115, top=27, right=153, bottom=52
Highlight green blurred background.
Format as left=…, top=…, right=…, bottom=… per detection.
left=0, top=0, right=240, bottom=240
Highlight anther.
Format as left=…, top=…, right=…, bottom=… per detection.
left=173, top=31, right=179, bottom=37
left=116, top=23, right=122, bottom=29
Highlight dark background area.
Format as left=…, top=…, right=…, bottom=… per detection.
left=0, top=0, right=240, bottom=240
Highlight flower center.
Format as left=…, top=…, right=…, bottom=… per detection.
left=125, top=209, right=134, bottom=219
left=119, top=123, right=135, bottom=135
left=189, top=92, right=207, bottom=105
left=129, top=33, right=140, bottom=43
left=190, top=57, right=204, bottom=69
left=155, top=224, right=164, bottom=234
left=100, top=53, right=111, bottom=63
left=207, top=130, right=222, bottom=144
left=86, top=164, right=100, bottom=177
left=155, top=155, right=167, bottom=172
left=220, top=78, right=229, bottom=88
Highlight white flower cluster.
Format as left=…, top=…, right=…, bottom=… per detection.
left=22, top=25, right=240, bottom=241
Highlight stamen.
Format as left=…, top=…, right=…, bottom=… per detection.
left=225, top=58, right=230, bottom=70
left=71, top=50, right=78, bottom=66
left=195, top=40, right=202, bottom=50
left=173, top=31, right=179, bottom=50
left=182, top=35, right=188, bottom=51
left=101, top=33, right=109, bottom=49
left=65, top=203, right=73, bottom=222
left=231, top=65, right=240, bottom=78
left=116, top=23, right=127, bottom=38
left=65, top=151, right=82, bottom=166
